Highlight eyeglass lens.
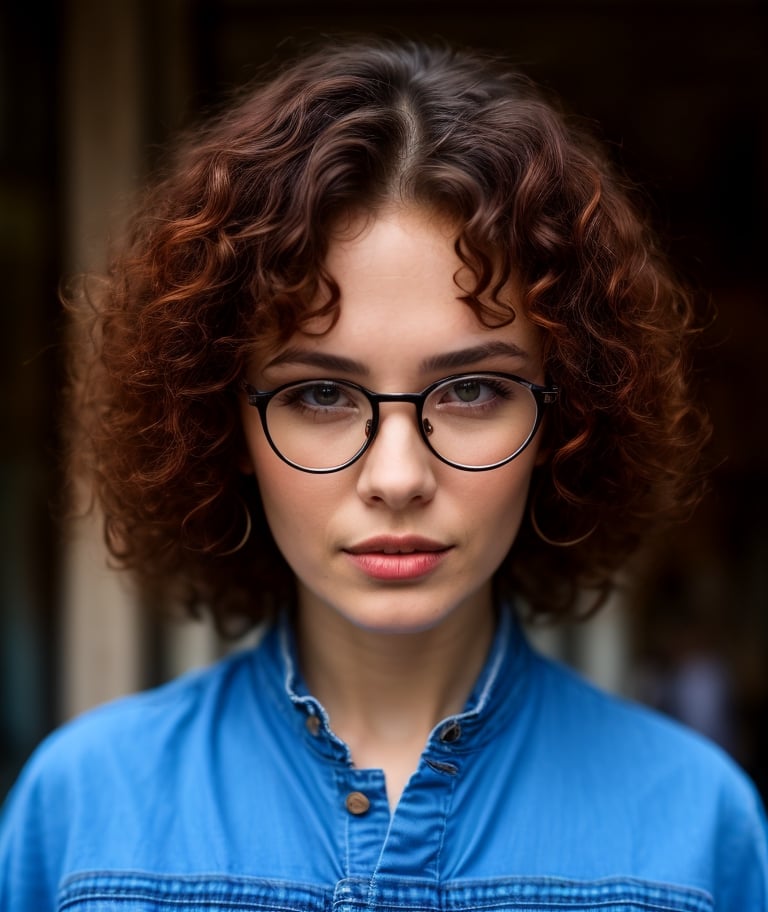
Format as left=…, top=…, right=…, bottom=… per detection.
left=263, top=375, right=539, bottom=471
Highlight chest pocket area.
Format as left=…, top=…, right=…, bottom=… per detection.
left=58, top=873, right=714, bottom=912
left=438, top=876, right=714, bottom=912
left=57, top=872, right=330, bottom=912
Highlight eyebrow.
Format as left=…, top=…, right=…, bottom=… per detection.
left=420, top=341, right=529, bottom=372
left=264, top=341, right=529, bottom=375
left=264, top=349, right=370, bottom=374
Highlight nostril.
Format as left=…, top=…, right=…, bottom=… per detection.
left=365, top=419, right=372, bottom=438
left=423, top=418, right=433, bottom=436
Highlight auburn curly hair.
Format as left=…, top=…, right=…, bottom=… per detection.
left=69, top=39, right=709, bottom=630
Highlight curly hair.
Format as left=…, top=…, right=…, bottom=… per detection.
left=69, top=38, right=709, bottom=629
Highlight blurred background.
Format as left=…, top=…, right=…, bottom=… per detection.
left=1, top=0, right=766, bottom=801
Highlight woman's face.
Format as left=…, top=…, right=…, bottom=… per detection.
left=240, top=206, right=545, bottom=636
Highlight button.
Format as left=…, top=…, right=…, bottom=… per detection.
left=305, top=715, right=321, bottom=736
left=345, top=791, right=371, bottom=815
left=439, top=721, right=462, bottom=743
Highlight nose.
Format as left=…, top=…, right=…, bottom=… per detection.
left=355, top=406, right=437, bottom=509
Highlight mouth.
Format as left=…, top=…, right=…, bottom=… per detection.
left=343, top=536, right=452, bottom=581
left=345, top=535, right=451, bottom=555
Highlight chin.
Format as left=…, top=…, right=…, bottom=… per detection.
left=329, top=584, right=488, bottom=638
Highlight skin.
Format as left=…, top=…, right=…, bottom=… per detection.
left=240, top=205, right=546, bottom=809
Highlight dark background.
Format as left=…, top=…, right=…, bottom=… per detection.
left=1, top=0, right=766, bottom=799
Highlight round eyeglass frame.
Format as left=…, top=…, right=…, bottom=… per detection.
left=241, top=372, right=559, bottom=474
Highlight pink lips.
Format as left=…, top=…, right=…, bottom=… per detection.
left=344, top=536, right=451, bottom=581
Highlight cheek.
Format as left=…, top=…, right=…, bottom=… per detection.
left=250, top=444, right=339, bottom=571
left=252, top=452, right=304, bottom=529
left=241, top=408, right=340, bottom=550
left=461, top=457, right=536, bottom=555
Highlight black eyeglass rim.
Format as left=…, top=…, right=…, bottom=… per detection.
left=241, top=371, right=559, bottom=474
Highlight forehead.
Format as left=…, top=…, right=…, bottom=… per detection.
left=325, top=206, right=534, bottom=339
left=257, top=206, right=542, bottom=381
left=324, top=205, right=471, bottom=303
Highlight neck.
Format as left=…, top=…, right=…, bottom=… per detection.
left=295, top=588, right=495, bottom=774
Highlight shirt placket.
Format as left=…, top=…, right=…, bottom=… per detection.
left=330, top=756, right=457, bottom=911
left=335, top=766, right=390, bottom=877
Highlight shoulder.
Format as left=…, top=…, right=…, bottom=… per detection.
left=0, top=645, right=265, bottom=905
left=530, top=649, right=751, bottom=785
left=5, top=644, right=259, bottom=813
left=529, top=649, right=767, bottom=866
left=489, top=645, right=767, bottom=905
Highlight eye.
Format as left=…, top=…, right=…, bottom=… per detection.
left=451, top=379, right=486, bottom=403
left=429, top=375, right=521, bottom=418
left=440, top=378, right=501, bottom=406
left=272, top=380, right=364, bottom=420
left=305, top=382, right=344, bottom=407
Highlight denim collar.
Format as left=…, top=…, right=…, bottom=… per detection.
left=255, top=604, right=532, bottom=763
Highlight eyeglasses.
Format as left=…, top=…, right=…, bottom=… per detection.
left=242, top=372, right=559, bottom=473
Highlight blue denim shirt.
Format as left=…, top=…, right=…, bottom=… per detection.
left=2, top=609, right=767, bottom=910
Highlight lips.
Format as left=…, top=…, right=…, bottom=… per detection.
left=345, top=535, right=450, bottom=555
left=343, top=536, right=452, bottom=581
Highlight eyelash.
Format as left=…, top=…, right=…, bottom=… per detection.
left=439, top=378, right=516, bottom=403
left=276, top=383, right=358, bottom=415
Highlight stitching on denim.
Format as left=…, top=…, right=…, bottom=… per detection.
left=58, top=871, right=328, bottom=910
left=433, top=765, right=459, bottom=886
left=57, top=870, right=715, bottom=912
left=439, top=874, right=714, bottom=912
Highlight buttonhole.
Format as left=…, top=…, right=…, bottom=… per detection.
left=439, top=721, right=462, bottom=743
left=426, top=759, right=458, bottom=776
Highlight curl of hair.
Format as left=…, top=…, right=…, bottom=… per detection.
left=68, top=39, right=710, bottom=630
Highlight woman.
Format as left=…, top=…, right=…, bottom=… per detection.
left=2, top=39, right=766, bottom=910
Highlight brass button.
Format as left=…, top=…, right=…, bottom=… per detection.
left=305, top=715, right=321, bottom=736
left=345, top=791, right=371, bottom=816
